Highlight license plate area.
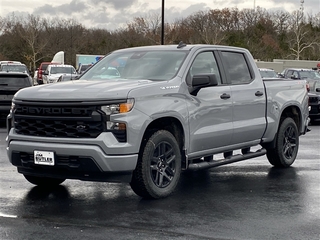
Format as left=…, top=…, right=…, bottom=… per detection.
left=34, top=150, right=55, bottom=166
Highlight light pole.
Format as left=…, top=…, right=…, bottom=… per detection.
left=161, top=0, right=165, bottom=45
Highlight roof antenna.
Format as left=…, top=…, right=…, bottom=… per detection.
left=177, top=41, right=186, bottom=48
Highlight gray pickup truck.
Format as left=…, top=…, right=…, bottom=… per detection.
left=6, top=43, right=310, bottom=199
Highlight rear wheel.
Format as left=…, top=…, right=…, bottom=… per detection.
left=24, top=175, right=65, bottom=187
left=266, top=118, right=299, bottom=167
left=130, top=130, right=181, bottom=199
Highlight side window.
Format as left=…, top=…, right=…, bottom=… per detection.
left=220, top=51, right=252, bottom=84
left=292, top=71, right=299, bottom=79
left=187, top=51, right=221, bottom=86
left=286, top=70, right=293, bottom=78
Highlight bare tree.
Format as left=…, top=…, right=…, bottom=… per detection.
left=15, top=15, right=50, bottom=71
left=126, top=12, right=162, bottom=45
left=287, top=11, right=320, bottom=60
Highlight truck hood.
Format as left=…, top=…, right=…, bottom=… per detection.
left=14, top=79, right=159, bottom=101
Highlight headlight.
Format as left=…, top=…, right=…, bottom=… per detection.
left=101, top=98, right=134, bottom=115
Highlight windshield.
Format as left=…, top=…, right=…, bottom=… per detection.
left=80, top=50, right=188, bottom=81
left=51, top=66, right=76, bottom=74
left=259, top=69, right=278, bottom=78
left=300, top=70, right=320, bottom=80
left=1, top=65, right=28, bottom=73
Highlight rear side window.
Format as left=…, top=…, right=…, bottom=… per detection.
left=220, top=51, right=252, bottom=84
left=0, top=76, right=31, bottom=87
left=41, top=64, right=49, bottom=70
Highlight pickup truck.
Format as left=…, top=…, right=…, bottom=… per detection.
left=6, top=43, right=310, bottom=199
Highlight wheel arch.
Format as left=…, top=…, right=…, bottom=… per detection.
left=139, top=117, right=185, bottom=159
left=262, top=105, right=301, bottom=149
left=279, top=105, right=301, bottom=131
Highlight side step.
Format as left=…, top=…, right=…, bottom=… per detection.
left=187, top=148, right=267, bottom=171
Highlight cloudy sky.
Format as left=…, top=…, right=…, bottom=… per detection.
left=1, top=0, right=320, bottom=30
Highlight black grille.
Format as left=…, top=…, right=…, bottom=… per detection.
left=310, top=105, right=320, bottom=114
left=14, top=103, right=105, bottom=138
left=15, top=118, right=103, bottom=138
left=309, top=96, right=319, bottom=104
left=0, top=100, right=11, bottom=106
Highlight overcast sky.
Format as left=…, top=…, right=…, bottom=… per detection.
left=1, top=0, right=320, bottom=30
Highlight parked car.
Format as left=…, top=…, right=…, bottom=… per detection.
left=307, top=80, right=320, bottom=124
left=258, top=68, right=279, bottom=78
left=42, top=64, right=77, bottom=84
left=279, top=68, right=320, bottom=81
left=0, top=72, right=32, bottom=121
left=36, top=62, right=59, bottom=85
left=56, top=73, right=79, bottom=82
left=77, top=64, right=92, bottom=74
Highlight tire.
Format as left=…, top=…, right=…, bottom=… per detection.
left=24, top=175, right=65, bottom=187
left=266, top=118, right=299, bottom=168
left=130, top=130, right=182, bottom=199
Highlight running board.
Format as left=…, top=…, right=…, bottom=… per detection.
left=187, top=148, right=267, bottom=171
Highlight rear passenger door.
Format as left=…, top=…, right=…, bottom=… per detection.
left=219, top=50, right=266, bottom=145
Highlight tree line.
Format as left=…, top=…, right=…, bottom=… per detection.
left=0, top=7, right=320, bottom=72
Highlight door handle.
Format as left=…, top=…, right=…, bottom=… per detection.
left=220, top=93, right=231, bottom=99
left=255, top=91, right=263, bottom=96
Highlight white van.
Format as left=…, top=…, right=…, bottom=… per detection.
left=42, top=64, right=77, bottom=83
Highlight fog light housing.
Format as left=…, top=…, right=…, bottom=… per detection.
left=107, top=121, right=126, bottom=131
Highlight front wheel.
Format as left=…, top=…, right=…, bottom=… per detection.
left=266, top=118, right=299, bottom=168
left=24, top=175, right=65, bottom=187
left=130, top=130, right=181, bottom=199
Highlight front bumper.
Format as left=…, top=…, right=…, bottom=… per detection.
left=7, top=130, right=139, bottom=183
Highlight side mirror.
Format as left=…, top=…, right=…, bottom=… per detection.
left=316, top=88, right=320, bottom=92
left=190, top=74, right=218, bottom=96
left=192, top=74, right=218, bottom=88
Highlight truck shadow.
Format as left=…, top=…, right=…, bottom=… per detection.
left=14, top=165, right=303, bottom=225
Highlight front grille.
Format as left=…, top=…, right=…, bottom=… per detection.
left=310, top=105, right=320, bottom=114
left=15, top=118, right=103, bottom=138
left=13, top=103, right=105, bottom=138
left=0, top=100, right=11, bottom=106
left=309, top=96, right=319, bottom=104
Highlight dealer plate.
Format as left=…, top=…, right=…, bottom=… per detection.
left=34, top=150, right=55, bottom=166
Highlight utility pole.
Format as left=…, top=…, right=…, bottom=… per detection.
left=300, top=0, right=304, bottom=21
left=161, top=0, right=165, bottom=45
